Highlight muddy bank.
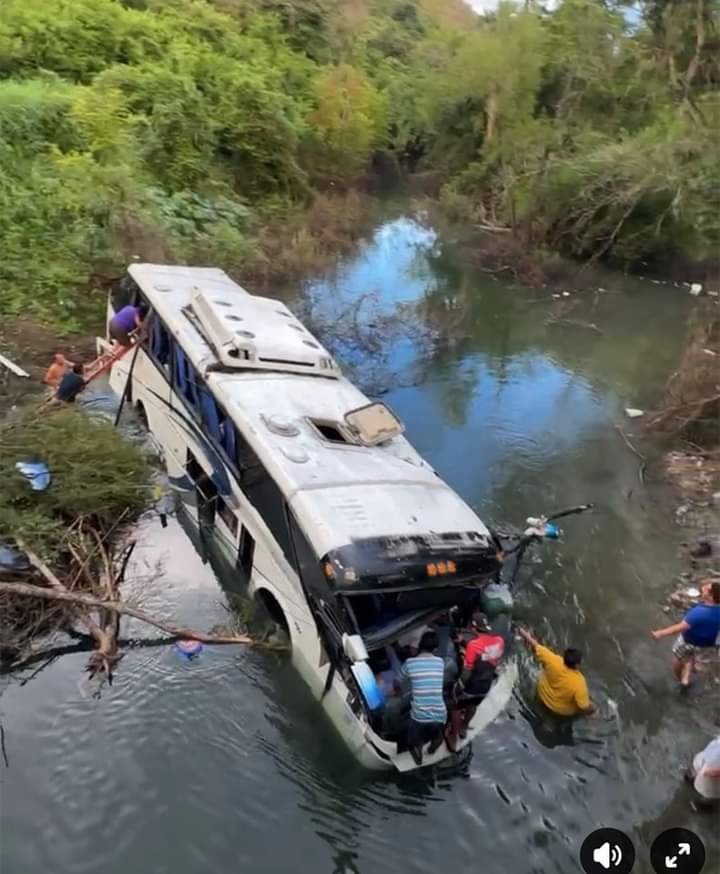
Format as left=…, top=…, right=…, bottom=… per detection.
left=0, top=320, right=96, bottom=411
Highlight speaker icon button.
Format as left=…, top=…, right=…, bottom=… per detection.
left=580, top=828, right=636, bottom=874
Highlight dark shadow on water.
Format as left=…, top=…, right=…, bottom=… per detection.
left=516, top=691, right=578, bottom=749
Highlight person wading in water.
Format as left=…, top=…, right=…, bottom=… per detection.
left=517, top=627, right=596, bottom=718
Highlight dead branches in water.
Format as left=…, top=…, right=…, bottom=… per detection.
left=646, top=304, right=719, bottom=446
left=614, top=425, right=647, bottom=486
left=0, top=407, right=270, bottom=682
left=545, top=316, right=603, bottom=335
left=0, top=582, right=256, bottom=646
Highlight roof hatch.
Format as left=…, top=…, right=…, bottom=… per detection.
left=307, top=403, right=404, bottom=446
left=188, top=288, right=340, bottom=377
left=345, top=402, right=403, bottom=445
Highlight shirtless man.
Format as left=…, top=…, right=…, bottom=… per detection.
left=43, top=352, right=74, bottom=389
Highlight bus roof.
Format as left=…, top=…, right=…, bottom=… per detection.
left=128, top=264, right=491, bottom=556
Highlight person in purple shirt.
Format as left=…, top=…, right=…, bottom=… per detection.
left=109, top=303, right=147, bottom=347
left=651, top=579, right=720, bottom=688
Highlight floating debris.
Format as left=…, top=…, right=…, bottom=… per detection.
left=624, top=408, right=645, bottom=418
left=0, top=352, right=29, bottom=378
left=15, top=461, right=51, bottom=491
left=175, top=639, right=205, bottom=660
left=0, top=545, right=31, bottom=574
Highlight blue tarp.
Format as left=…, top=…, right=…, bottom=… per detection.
left=15, top=461, right=51, bottom=491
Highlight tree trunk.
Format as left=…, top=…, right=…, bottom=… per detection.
left=485, top=90, right=498, bottom=148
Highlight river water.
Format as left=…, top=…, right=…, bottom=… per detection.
left=1, top=214, right=717, bottom=874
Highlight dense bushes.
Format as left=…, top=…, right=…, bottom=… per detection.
left=0, top=0, right=717, bottom=329
left=0, top=0, right=407, bottom=327
left=412, top=1, right=719, bottom=271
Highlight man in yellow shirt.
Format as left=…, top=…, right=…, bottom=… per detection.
left=518, top=627, right=596, bottom=717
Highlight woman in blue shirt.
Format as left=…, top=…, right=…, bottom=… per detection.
left=651, top=579, right=720, bottom=688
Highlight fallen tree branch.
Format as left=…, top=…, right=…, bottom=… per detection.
left=545, top=317, right=603, bottom=335
left=614, top=425, right=646, bottom=461
left=0, top=582, right=260, bottom=646
left=615, top=425, right=647, bottom=486
left=646, top=393, right=720, bottom=427
left=16, top=540, right=107, bottom=644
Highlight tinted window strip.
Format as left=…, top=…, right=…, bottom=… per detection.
left=138, top=315, right=297, bottom=568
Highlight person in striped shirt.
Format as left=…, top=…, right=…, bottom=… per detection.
left=401, top=630, right=447, bottom=765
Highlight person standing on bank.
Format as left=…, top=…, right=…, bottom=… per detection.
left=517, top=627, right=596, bottom=717
left=109, top=302, right=147, bottom=348
left=55, top=362, right=86, bottom=403
left=43, top=351, right=74, bottom=389
left=651, top=579, right=720, bottom=689
left=685, top=734, right=720, bottom=812
left=401, top=630, right=447, bottom=765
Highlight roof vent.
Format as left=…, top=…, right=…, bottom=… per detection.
left=188, top=288, right=341, bottom=377
left=263, top=415, right=300, bottom=437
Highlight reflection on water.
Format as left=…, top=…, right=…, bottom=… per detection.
left=2, top=215, right=717, bottom=874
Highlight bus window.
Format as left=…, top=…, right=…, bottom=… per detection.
left=110, top=274, right=141, bottom=312
left=199, top=387, right=221, bottom=440
left=149, top=315, right=171, bottom=370
left=174, top=346, right=198, bottom=410
left=217, top=496, right=238, bottom=537
left=220, top=417, right=237, bottom=462
left=237, top=525, right=255, bottom=579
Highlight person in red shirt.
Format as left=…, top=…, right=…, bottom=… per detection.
left=446, top=613, right=505, bottom=749
left=463, top=614, right=505, bottom=673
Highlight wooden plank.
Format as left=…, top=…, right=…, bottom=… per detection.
left=0, top=352, right=29, bottom=378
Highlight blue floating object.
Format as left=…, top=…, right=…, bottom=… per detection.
left=174, top=639, right=204, bottom=660
left=15, top=461, right=51, bottom=491
left=544, top=522, right=560, bottom=539
left=351, top=661, right=384, bottom=711
left=0, top=545, right=31, bottom=573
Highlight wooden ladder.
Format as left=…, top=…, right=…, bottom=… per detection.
left=83, top=343, right=133, bottom=386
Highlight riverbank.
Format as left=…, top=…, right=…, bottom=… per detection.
left=410, top=193, right=720, bottom=292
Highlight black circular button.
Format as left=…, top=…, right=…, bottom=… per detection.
left=650, top=828, right=705, bottom=874
left=580, top=827, right=636, bottom=874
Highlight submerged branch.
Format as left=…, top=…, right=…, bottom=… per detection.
left=0, top=582, right=262, bottom=647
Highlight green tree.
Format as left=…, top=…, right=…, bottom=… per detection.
left=306, top=64, right=387, bottom=184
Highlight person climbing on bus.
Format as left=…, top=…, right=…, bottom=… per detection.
left=445, top=613, right=505, bottom=749
left=55, top=362, right=86, bottom=403
left=43, top=351, right=74, bottom=389
left=401, top=630, right=447, bottom=765
left=109, top=302, right=147, bottom=347
left=651, top=579, right=720, bottom=689
left=517, top=627, right=596, bottom=717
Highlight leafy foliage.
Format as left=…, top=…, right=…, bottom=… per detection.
left=405, top=0, right=719, bottom=268
left=0, top=407, right=152, bottom=557
left=1, top=0, right=467, bottom=328
left=0, top=0, right=716, bottom=329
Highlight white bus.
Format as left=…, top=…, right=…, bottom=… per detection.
left=100, top=263, right=517, bottom=772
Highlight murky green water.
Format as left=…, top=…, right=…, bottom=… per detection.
left=2, top=215, right=717, bottom=874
